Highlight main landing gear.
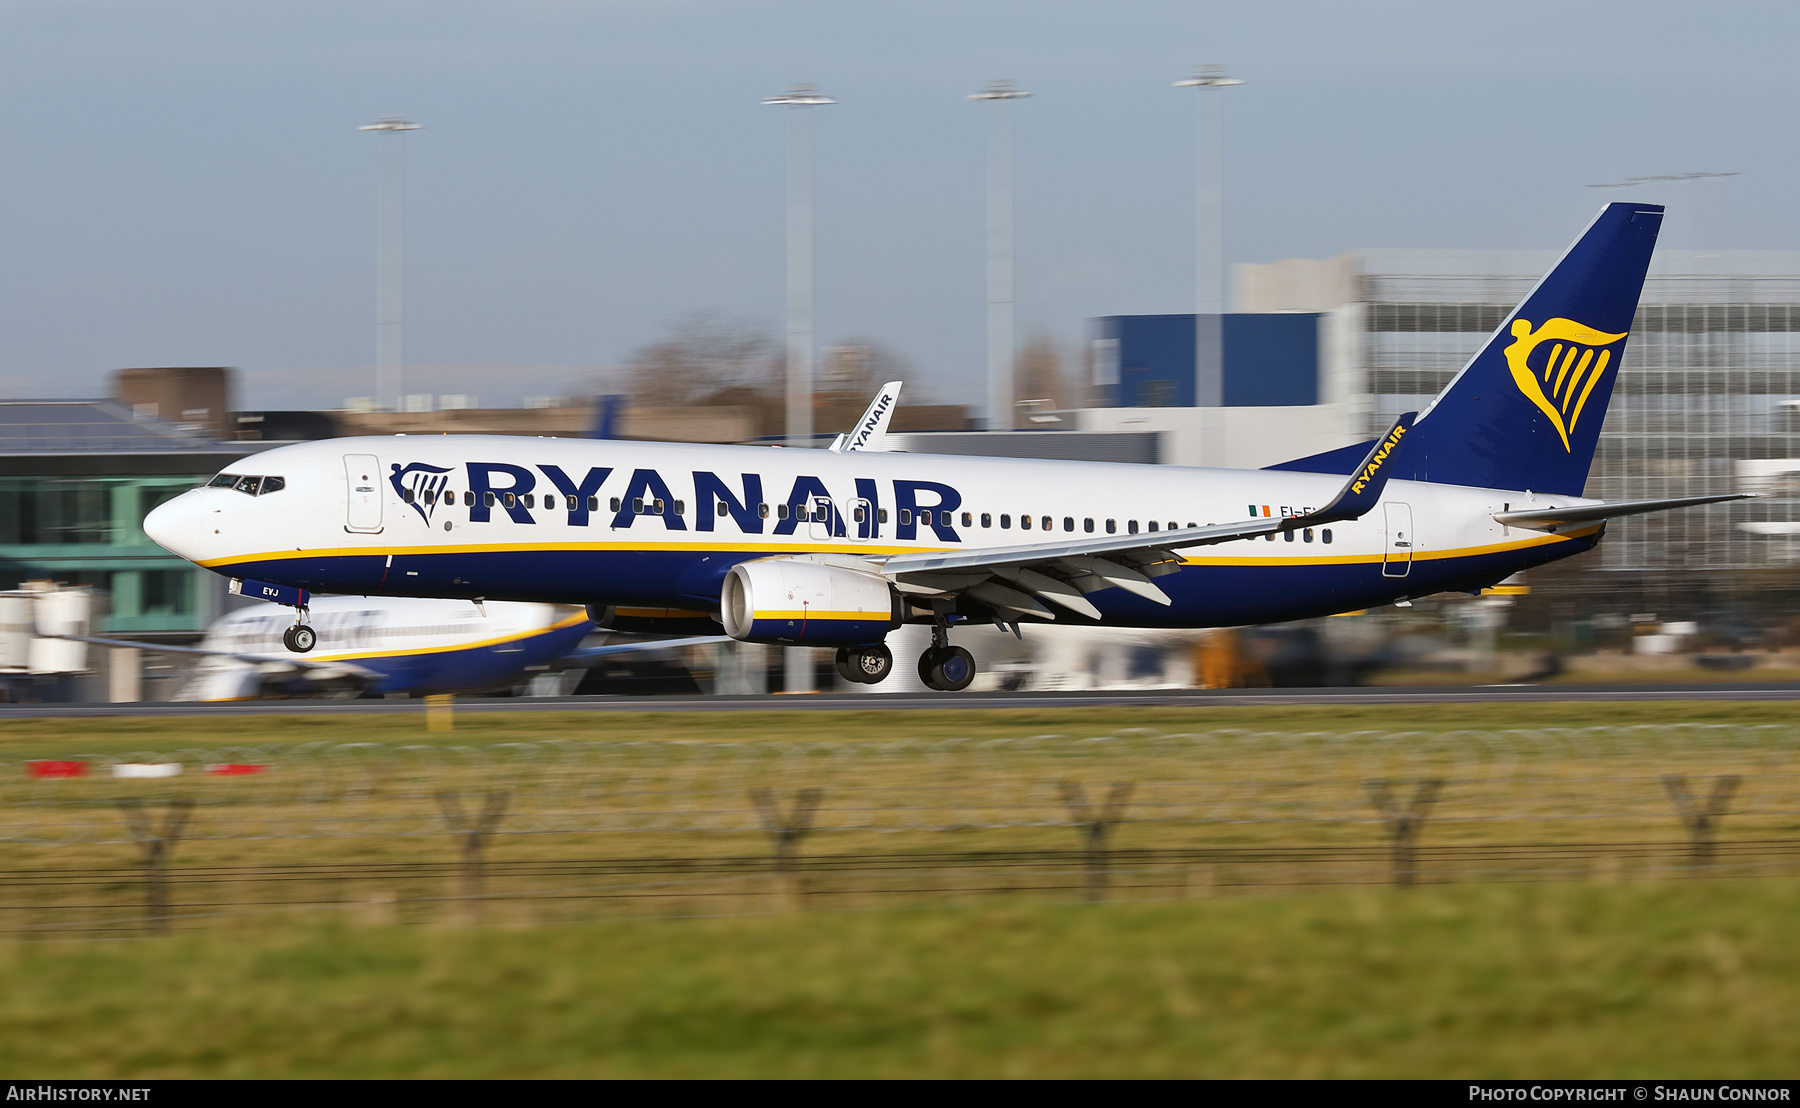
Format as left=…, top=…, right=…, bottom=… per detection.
left=282, top=606, right=316, bottom=654
left=833, top=616, right=980, bottom=692
left=835, top=643, right=893, bottom=684
left=917, top=616, right=975, bottom=692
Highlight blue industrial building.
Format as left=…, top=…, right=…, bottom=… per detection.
left=1094, top=313, right=1321, bottom=408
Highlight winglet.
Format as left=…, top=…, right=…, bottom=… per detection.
left=832, top=381, right=903, bottom=453
left=1296, top=412, right=1416, bottom=528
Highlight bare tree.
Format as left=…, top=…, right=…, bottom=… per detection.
left=622, top=312, right=780, bottom=407
left=818, top=339, right=913, bottom=399
left=1014, top=332, right=1066, bottom=415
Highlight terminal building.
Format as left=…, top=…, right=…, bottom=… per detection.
left=1058, top=248, right=1800, bottom=575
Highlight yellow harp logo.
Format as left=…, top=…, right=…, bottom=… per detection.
left=1504, top=317, right=1627, bottom=451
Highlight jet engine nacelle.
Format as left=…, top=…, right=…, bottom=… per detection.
left=721, top=559, right=901, bottom=646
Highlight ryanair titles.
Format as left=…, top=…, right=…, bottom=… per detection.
left=1350, top=422, right=1408, bottom=495
left=390, top=461, right=965, bottom=543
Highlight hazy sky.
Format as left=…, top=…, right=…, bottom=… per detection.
left=0, top=0, right=1790, bottom=410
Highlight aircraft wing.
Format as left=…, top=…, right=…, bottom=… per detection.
left=48, top=634, right=381, bottom=679
left=1492, top=493, right=1751, bottom=531
left=556, top=634, right=731, bottom=665
left=872, top=414, right=1416, bottom=619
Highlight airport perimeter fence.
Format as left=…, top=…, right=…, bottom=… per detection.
left=3, top=725, right=1800, bottom=935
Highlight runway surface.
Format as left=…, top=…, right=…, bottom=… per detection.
left=5, top=682, right=1800, bottom=718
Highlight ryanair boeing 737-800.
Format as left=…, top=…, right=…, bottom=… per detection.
left=143, top=202, right=1742, bottom=691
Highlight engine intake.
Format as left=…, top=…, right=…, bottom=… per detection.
left=721, top=560, right=901, bottom=646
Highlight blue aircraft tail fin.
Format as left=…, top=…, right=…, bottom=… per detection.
left=590, top=393, right=625, bottom=440
left=1399, top=202, right=1663, bottom=494
left=1267, top=203, right=1663, bottom=495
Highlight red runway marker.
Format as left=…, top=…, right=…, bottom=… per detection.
left=26, top=760, right=88, bottom=778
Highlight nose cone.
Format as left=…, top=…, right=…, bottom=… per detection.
left=144, top=491, right=204, bottom=561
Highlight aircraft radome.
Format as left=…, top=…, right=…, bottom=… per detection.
left=145, top=203, right=1744, bottom=692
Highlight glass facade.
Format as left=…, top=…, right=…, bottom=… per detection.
left=0, top=475, right=206, bottom=632
left=1358, top=249, right=1800, bottom=571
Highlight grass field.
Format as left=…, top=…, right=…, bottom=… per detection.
left=5, top=698, right=1800, bottom=755
left=2, top=702, right=1796, bottom=1077
left=0, top=879, right=1794, bottom=1078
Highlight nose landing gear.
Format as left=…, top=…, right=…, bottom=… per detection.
left=282, top=605, right=316, bottom=654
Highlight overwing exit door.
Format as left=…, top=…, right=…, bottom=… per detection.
left=1382, top=502, right=1413, bottom=577
left=345, top=454, right=383, bottom=533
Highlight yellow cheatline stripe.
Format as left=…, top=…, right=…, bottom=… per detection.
left=307, top=611, right=591, bottom=663
left=1179, top=525, right=1600, bottom=567
left=199, top=523, right=1603, bottom=573
left=755, top=610, right=887, bottom=622
left=198, top=538, right=920, bottom=568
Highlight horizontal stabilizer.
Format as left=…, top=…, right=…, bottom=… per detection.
left=1493, top=493, right=1750, bottom=531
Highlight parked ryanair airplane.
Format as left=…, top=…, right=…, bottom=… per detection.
left=65, top=595, right=721, bottom=700
left=144, top=203, right=1742, bottom=692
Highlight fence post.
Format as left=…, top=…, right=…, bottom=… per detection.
left=749, top=787, right=822, bottom=906
left=118, top=797, right=194, bottom=933
left=436, top=789, right=509, bottom=915
left=424, top=694, right=455, bottom=732
left=1364, top=778, right=1444, bottom=887
left=1058, top=782, right=1134, bottom=902
left=1661, top=774, right=1740, bottom=870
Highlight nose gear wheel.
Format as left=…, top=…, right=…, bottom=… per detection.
left=283, top=625, right=317, bottom=653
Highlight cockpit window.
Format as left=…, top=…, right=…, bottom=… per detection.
left=211, top=474, right=286, bottom=496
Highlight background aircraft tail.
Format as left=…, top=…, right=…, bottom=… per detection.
left=1271, top=202, right=1663, bottom=495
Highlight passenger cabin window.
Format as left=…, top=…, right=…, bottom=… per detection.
left=1147, top=521, right=1158, bottom=532
left=520, top=493, right=533, bottom=509
left=1304, top=528, right=1314, bottom=543
left=1106, top=519, right=1116, bottom=534
left=899, top=509, right=912, bottom=526
left=1020, top=515, right=1032, bottom=531
left=981, top=513, right=992, bottom=528
left=1084, top=518, right=1094, bottom=533
left=399, top=487, right=415, bottom=503
left=1284, top=529, right=1295, bottom=542
left=610, top=497, right=621, bottom=512
left=484, top=492, right=495, bottom=507
left=587, top=496, right=599, bottom=511
left=879, top=508, right=889, bottom=523
left=1000, top=514, right=1011, bottom=528
left=962, top=512, right=973, bottom=527
left=1128, top=521, right=1139, bottom=534
left=465, top=491, right=475, bottom=507
left=759, top=503, right=771, bottom=519
left=504, top=493, right=517, bottom=508
left=1063, top=517, right=1074, bottom=532
left=919, top=510, right=932, bottom=526
left=717, top=502, right=730, bottom=518
left=1322, top=529, right=1333, bottom=544
left=777, top=504, right=790, bottom=520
